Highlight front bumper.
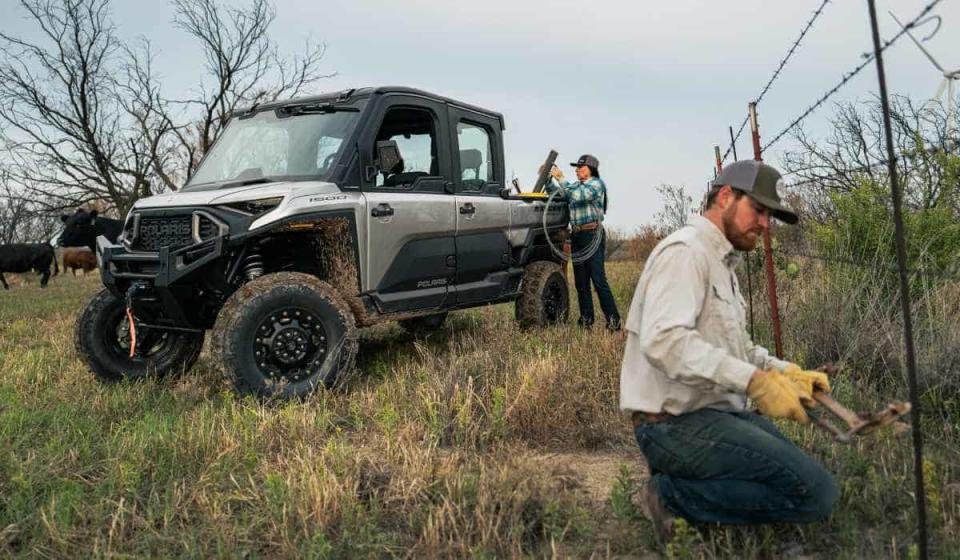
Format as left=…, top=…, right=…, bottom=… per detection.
left=99, top=235, right=225, bottom=288
left=98, top=234, right=228, bottom=330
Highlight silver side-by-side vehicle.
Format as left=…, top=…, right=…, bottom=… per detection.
left=75, top=86, right=572, bottom=398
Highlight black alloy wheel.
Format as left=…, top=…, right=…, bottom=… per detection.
left=75, top=289, right=204, bottom=382
left=211, top=272, right=358, bottom=399
left=252, top=308, right=329, bottom=383
left=515, top=260, right=570, bottom=329
left=541, top=273, right=568, bottom=323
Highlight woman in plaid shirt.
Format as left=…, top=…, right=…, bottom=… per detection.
left=547, top=154, right=621, bottom=330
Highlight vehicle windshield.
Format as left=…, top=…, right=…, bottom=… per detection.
left=185, top=105, right=362, bottom=189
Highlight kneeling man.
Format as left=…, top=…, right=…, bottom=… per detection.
left=620, top=161, right=838, bottom=537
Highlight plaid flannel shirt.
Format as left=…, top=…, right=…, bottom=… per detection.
left=547, top=176, right=607, bottom=227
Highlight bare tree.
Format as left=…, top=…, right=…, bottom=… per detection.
left=169, top=0, right=334, bottom=177
left=604, top=227, right=627, bottom=260
left=0, top=0, right=160, bottom=215
left=653, top=183, right=695, bottom=235
left=781, top=95, right=960, bottom=221
left=0, top=177, right=30, bottom=244
left=0, top=0, right=334, bottom=228
left=117, top=38, right=182, bottom=196
left=0, top=178, right=59, bottom=244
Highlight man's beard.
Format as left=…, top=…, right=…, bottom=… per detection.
left=722, top=206, right=761, bottom=251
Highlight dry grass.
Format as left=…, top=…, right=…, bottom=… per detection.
left=0, top=263, right=957, bottom=558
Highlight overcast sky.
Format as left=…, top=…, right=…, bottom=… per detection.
left=4, top=0, right=959, bottom=228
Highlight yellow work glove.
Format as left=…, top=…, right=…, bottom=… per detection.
left=782, top=364, right=831, bottom=405
left=747, top=370, right=810, bottom=424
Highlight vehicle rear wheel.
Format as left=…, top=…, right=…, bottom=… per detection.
left=211, top=272, right=358, bottom=399
left=74, top=289, right=204, bottom=382
left=515, top=260, right=569, bottom=329
left=398, top=312, right=447, bottom=335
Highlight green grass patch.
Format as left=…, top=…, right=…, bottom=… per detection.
left=0, top=264, right=957, bottom=556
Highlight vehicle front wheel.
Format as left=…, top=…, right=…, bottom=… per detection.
left=211, top=272, right=358, bottom=399
left=74, top=289, right=204, bottom=382
left=515, top=261, right=569, bottom=329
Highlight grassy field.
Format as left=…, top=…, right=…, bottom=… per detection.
left=0, top=263, right=957, bottom=558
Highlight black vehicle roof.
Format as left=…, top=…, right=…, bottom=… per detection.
left=236, top=86, right=505, bottom=128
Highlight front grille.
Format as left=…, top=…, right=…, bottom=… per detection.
left=133, top=216, right=193, bottom=252
left=197, top=214, right=219, bottom=242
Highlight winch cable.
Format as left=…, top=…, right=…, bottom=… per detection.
left=541, top=187, right=605, bottom=264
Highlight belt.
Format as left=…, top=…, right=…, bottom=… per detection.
left=631, top=411, right=670, bottom=429
left=571, top=221, right=600, bottom=233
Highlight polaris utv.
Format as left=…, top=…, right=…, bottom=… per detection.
left=75, top=86, right=570, bottom=398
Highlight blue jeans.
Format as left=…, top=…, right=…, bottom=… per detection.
left=634, top=408, right=839, bottom=524
left=571, top=229, right=620, bottom=326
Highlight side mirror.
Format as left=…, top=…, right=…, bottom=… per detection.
left=375, top=140, right=403, bottom=175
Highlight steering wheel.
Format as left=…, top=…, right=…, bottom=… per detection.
left=319, top=153, right=337, bottom=172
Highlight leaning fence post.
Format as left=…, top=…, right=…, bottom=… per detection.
left=749, top=102, right=785, bottom=358
left=866, top=0, right=929, bottom=556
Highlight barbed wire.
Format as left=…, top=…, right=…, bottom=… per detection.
left=757, top=0, right=834, bottom=108
left=721, top=0, right=833, bottom=164
left=762, top=0, right=944, bottom=152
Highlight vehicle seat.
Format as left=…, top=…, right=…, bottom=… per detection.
left=460, top=148, right=484, bottom=190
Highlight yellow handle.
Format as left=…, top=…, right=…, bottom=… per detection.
left=516, top=192, right=550, bottom=200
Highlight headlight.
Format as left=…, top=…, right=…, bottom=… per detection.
left=221, top=197, right=283, bottom=215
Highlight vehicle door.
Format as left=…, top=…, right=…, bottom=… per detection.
left=448, top=108, right=512, bottom=305
left=360, top=96, right=457, bottom=313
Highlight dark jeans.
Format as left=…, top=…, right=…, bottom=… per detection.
left=571, top=229, right=620, bottom=326
left=634, top=408, right=839, bottom=525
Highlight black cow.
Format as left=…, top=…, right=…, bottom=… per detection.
left=59, top=209, right=123, bottom=253
left=0, top=243, right=59, bottom=289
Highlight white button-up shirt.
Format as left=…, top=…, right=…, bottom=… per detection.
left=620, top=215, right=790, bottom=415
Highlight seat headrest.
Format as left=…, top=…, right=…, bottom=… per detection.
left=459, top=149, right=483, bottom=170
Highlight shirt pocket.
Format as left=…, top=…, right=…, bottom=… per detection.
left=705, top=280, right=741, bottom=346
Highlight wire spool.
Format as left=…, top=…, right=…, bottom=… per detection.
left=541, top=187, right=604, bottom=264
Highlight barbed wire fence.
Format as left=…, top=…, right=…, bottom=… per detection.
left=711, top=1, right=952, bottom=558
left=762, top=1, right=945, bottom=152
left=722, top=0, right=834, bottom=164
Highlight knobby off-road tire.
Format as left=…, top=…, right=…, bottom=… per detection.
left=515, top=260, right=569, bottom=329
left=398, top=312, right=448, bottom=335
left=211, top=272, right=358, bottom=399
left=74, top=289, right=204, bottom=383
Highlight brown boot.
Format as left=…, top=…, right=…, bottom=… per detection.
left=635, top=479, right=675, bottom=544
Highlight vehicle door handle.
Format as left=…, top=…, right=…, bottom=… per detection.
left=371, top=203, right=394, bottom=218
left=459, top=203, right=476, bottom=215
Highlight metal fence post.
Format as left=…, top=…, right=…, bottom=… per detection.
left=749, top=102, right=785, bottom=358
left=730, top=125, right=757, bottom=340
left=866, top=0, right=929, bottom=556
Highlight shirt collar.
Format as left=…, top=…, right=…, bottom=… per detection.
left=689, top=215, right=739, bottom=266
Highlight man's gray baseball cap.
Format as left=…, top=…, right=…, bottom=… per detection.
left=711, top=160, right=798, bottom=224
left=570, top=154, right=599, bottom=169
